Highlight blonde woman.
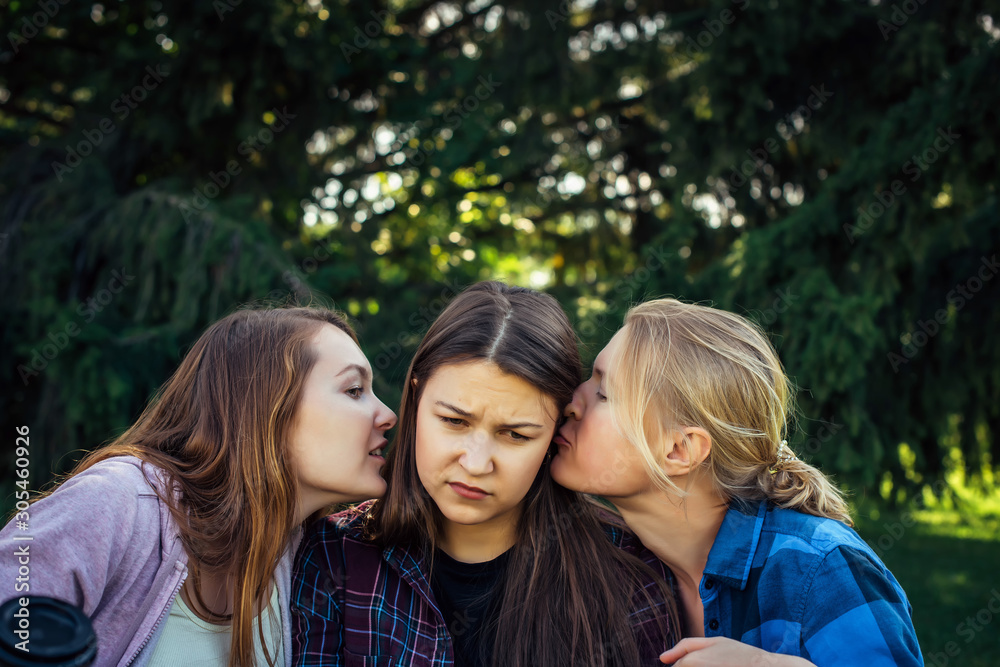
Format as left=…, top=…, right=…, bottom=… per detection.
left=550, top=299, right=922, bottom=666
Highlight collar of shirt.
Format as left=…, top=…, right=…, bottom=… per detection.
left=702, top=499, right=768, bottom=592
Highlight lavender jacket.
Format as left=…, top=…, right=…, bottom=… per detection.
left=0, top=456, right=301, bottom=667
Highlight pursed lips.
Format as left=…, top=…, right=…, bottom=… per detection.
left=448, top=481, right=490, bottom=499
left=449, top=480, right=488, bottom=493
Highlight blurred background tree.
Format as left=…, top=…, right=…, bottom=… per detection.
left=1, top=0, right=998, bottom=521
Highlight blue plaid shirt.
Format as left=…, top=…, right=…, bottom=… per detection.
left=701, top=500, right=922, bottom=665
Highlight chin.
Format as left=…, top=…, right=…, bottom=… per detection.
left=434, top=500, right=491, bottom=526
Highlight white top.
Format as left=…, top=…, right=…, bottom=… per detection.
left=145, top=582, right=284, bottom=666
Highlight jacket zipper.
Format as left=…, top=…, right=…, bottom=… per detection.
left=121, top=564, right=187, bottom=666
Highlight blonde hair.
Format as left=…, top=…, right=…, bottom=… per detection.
left=608, top=298, right=852, bottom=526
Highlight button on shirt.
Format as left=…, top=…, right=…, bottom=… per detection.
left=700, top=500, right=922, bottom=666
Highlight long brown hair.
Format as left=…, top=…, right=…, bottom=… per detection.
left=368, top=281, right=678, bottom=666
left=64, top=306, right=356, bottom=667
left=609, top=298, right=852, bottom=524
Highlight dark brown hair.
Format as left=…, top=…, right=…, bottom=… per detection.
left=368, top=281, right=678, bottom=666
left=64, top=306, right=356, bottom=667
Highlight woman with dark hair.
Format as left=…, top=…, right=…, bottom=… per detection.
left=292, top=281, right=680, bottom=667
left=0, top=306, right=397, bottom=667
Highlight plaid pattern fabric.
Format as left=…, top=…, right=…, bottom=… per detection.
left=702, top=500, right=923, bottom=666
left=291, top=501, right=678, bottom=666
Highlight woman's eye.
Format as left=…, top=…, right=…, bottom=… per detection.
left=596, top=389, right=607, bottom=402
left=440, top=416, right=466, bottom=426
left=346, top=386, right=363, bottom=398
left=504, top=430, right=530, bottom=442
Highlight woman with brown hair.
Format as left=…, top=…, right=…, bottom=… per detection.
left=551, top=298, right=922, bottom=666
left=0, top=306, right=397, bottom=667
left=292, top=281, right=680, bottom=667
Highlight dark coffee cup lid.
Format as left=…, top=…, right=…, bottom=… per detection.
left=0, top=597, right=96, bottom=666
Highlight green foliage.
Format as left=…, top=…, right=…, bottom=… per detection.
left=1, top=0, right=997, bottom=504
left=854, top=488, right=1000, bottom=666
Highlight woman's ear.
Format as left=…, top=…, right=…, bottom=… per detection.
left=410, top=375, right=418, bottom=387
left=661, top=427, right=712, bottom=476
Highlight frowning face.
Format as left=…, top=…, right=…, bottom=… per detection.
left=414, top=361, right=558, bottom=550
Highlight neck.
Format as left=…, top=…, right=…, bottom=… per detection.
left=184, top=564, right=275, bottom=621
left=438, top=510, right=519, bottom=563
left=611, top=484, right=728, bottom=590
left=183, top=567, right=234, bottom=620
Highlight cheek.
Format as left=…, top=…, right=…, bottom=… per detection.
left=579, top=412, right=617, bottom=462
left=414, top=416, right=447, bottom=479
left=503, top=446, right=548, bottom=495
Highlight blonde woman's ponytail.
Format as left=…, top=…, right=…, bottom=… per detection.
left=757, top=441, right=852, bottom=525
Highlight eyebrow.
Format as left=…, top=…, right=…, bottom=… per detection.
left=336, top=363, right=371, bottom=381
left=435, top=401, right=544, bottom=430
left=592, top=365, right=604, bottom=379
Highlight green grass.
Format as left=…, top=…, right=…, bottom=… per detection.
left=853, top=493, right=1000, bottom=667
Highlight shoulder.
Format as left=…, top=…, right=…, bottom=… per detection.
left=759, top=510, right=920, bottom=663
left=751, top=505, right=905, bottom=616
left=297, top=500, right=380, bottom=568
left=48, top=456, right=165, bottom=511
left=306, top=500, right=376, bottom=542
left=332, top=499, right=377, bottom=535
left=758, top=504, right=874, bottom=562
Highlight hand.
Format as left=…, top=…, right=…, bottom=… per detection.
left=659, top=637, right=816, bottom=666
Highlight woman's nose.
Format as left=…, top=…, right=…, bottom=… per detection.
left=376, top=397, right=397, bottom=430
left=458, top=432, right=495, bottom=475
left=563, top=384, right=585, bottom=420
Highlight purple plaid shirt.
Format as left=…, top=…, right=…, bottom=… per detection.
left=291, top=501, right=678, bottom=666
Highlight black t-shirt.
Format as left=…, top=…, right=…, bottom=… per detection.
left=429, top=548, right=512, bottom=667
